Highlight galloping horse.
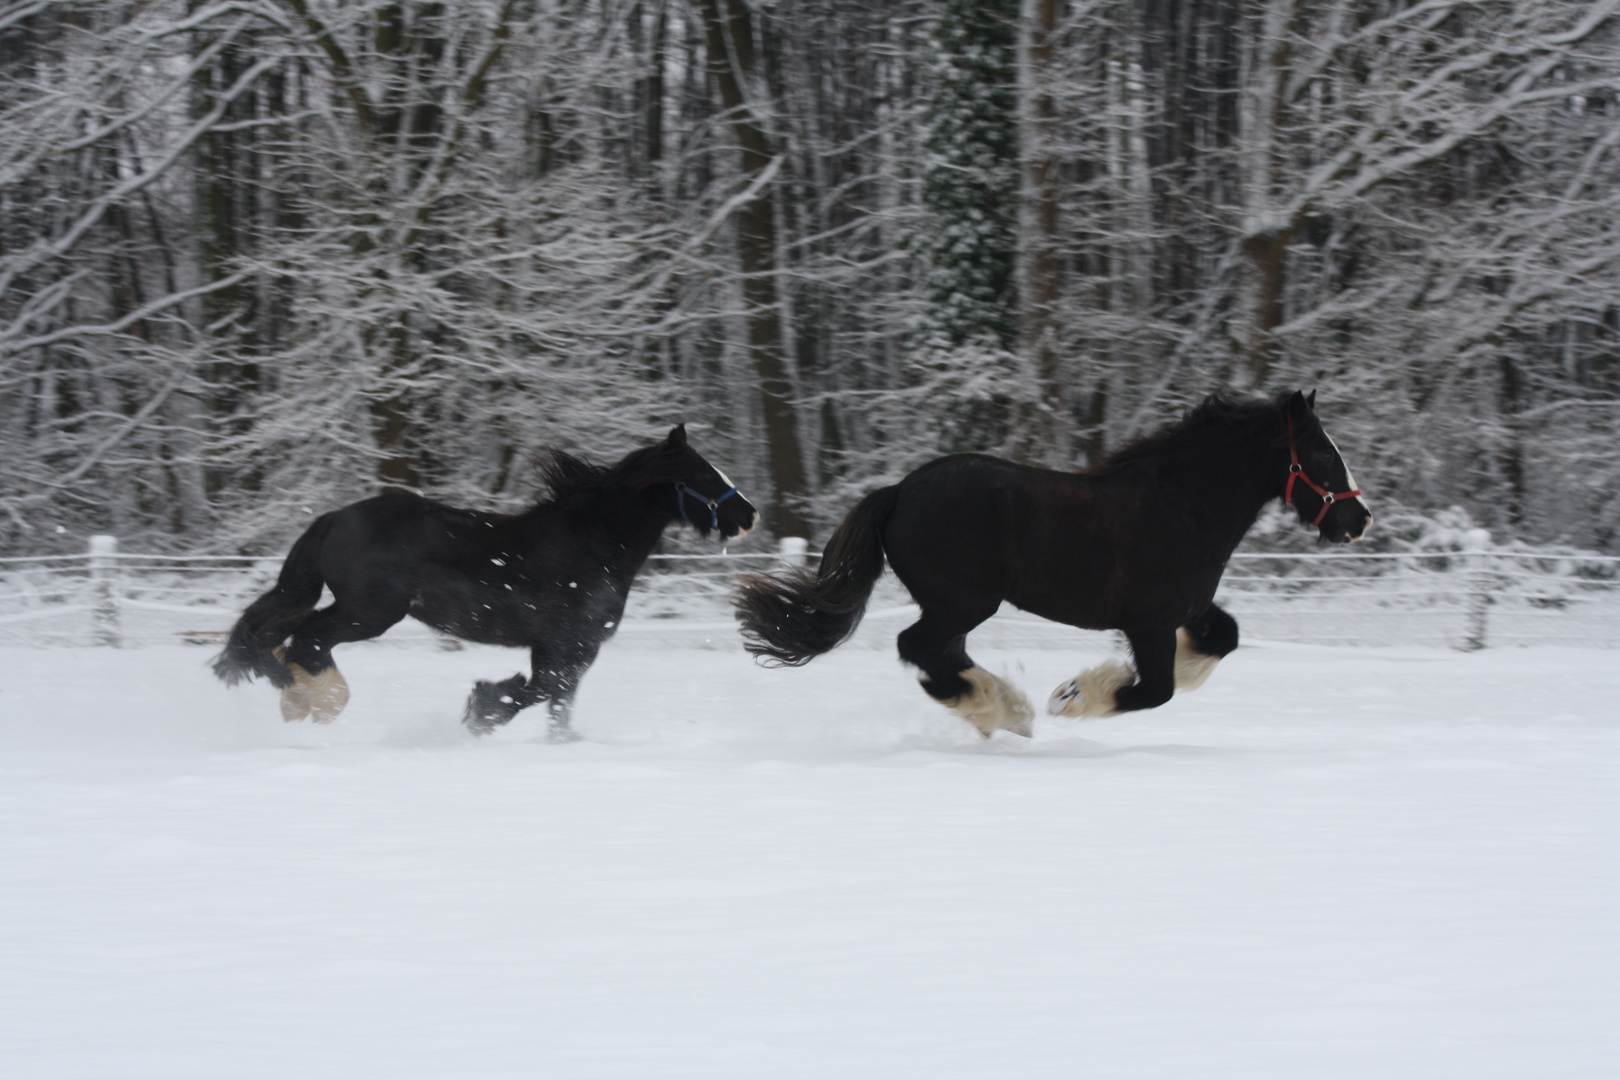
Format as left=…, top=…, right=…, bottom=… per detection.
left=215, top=426, right=757, bottom=740
left=735, top=392, right=1371, bottom=737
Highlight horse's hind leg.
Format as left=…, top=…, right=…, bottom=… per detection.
left=899, top=613, right=1033, bottom=738
left=1175, top=603, right=1238, bottom=691
left=279, top=596, right=407, bottom=723
left=1049, top=626, right=1178, bottom=718
left=271, top=645, right=345, bottom=724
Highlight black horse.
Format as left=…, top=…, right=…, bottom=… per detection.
left=215, top=426, right=757, bottom=740
left=735, top=391, right=1371, bottom=737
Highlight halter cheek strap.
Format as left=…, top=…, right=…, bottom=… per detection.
left=1285, top=417, right=1362, bottom=528
left=675, top=481, right=740, bottom=532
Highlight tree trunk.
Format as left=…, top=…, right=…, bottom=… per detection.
left=1010, top=0, right=1068, bottom=467
left=1239, top=226, right=1293, bottom=387
left=697, top=0, right=812, bottom=539
left=1234, top=0, right=1300, bottom=388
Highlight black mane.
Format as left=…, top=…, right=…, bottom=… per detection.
left=1090, top=393, right=1285, bottom=474
left=538, top=443, right=690, bottom=505
left=538, top=451, right=610, bottom=501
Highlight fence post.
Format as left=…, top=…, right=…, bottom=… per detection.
left=1462, top=528, right=1491, bottom=651
left=779, top=536, right=809, bottom=567
left=89, top=534, right=121, bottom=647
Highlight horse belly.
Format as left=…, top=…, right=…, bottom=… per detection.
left=410, top=581, right=552, bottom=646
left=1005, top=567, right=1122, bottom=631
left=885, top=472, right=1114, bottom=622
left=420, top=577, right=627, bottom=651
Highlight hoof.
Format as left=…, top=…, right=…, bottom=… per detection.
left=1001, top=707, right=1035, bottom=739
left=462, top=676, right=523, bottom=735
left=273, top=647, right=309, bottom=721
left=1048, top=659, right=1132, bottom=718
left=546, top=723, right=583, bottom=744
left=462, top=690, right=504, bottom=735
left=279, top=685, right=311, bottom=723
left=947, top=667, right=1035, bottom=738
left=280, top=660, right=349, bottom=723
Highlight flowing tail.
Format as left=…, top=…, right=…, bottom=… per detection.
left=734, top=486, right=898, bottom=666
left=212, top=513, right=334, bottom=688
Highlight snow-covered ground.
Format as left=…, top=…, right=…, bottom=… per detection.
left=1, top=633, right=1615, bottom=1079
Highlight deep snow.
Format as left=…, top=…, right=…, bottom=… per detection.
left=0, top=633, right=1615, bottom=1079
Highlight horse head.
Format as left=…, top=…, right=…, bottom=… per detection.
left=665, top=425, right=759, bottom=540
left=1282, top=391, right=1373, bottom=543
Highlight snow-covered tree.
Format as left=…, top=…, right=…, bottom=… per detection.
left=2, top=0, right=1615, bottom=555
left=878, top=0, right=1022, bottom=461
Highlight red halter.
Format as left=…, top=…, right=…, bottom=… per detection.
left=1285, top=416, right=1362, bottom=527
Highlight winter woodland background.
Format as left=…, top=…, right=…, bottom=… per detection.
left=1, top=0, right=1615, bottom=556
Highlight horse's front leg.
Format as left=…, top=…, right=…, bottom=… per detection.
left=462, top=672, right=542, bottom=735
left=527, top=639, right=603, bottom=743
left=1175, top=602, right=1239, bottom=691
left=1048, top=626, right=1177, bottom=718
left=542, top=694, right=583, bottom=743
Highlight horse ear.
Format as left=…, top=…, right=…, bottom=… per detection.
left=1287, top=390, right=1310, bottom=418
left=1307, top=389, right=1317, bottom=410
left=667, top=424, right=688, bottom=447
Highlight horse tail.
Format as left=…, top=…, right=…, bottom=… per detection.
left=212, top=512, right=334, bottom=688
left=734, top=485, right=898, bottom=666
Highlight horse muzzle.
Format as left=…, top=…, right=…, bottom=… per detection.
left=1320, top=502, right=1373, bottom=543
left=720, top=504, right=760, bottom=539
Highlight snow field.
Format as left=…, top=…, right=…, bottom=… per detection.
left=0, top=636, right=1616, bottom=1078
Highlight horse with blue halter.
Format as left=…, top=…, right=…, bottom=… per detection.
left=735, top=391, right=1371, bottom=737
left=214, top=426, right=757, bottom=740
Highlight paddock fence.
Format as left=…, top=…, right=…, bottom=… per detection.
left=1, top=535, right=1615, bottom=653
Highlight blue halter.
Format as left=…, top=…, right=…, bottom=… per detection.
left=676, top=481, right=740, bottom=532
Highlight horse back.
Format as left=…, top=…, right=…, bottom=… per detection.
left=317, top=493, right=589, bottom=604
left=318, top=493, right=497, bottom=573
left=883, top=455, right=1222, bottom=630
left=322, top=491, right=646, bottom=640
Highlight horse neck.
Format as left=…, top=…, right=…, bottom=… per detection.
left=1157, top=419, right=1286, bottom=555
left=518, top=483, right=675, bottom=567
left=622, top=483, right=683, bottom=553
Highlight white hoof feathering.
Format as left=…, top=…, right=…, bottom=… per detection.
left=279, top=684, right=311, bottom=723
left=1174, top=627, right=1221, bottom=691
left=280, top=660, right=350, bottom=724
left=946, top=667, right=1035, bottom=738
left=1047, top=659, right=1133, bottom=718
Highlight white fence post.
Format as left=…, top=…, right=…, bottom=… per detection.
left=88, top=535, right=121, bottom=647
left=779, top=536, right=809, bottom=567
left=1462, top=528, right=1491, bottom=651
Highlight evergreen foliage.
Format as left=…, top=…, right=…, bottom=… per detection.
left=917, top=0, right=1019, bottom=351
left=0, top=0, right=1614, bottom=553
left=908, top=0, right=1022, bottom=455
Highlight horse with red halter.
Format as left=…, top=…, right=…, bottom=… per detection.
left=735, top=392, right=1371, bottom=736
left=215, top=426, right=757, bottom=741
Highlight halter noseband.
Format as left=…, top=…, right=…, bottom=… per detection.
left=1285, top=416, right=1362, bottom=528
left=675, top=481, right=740, bottom=532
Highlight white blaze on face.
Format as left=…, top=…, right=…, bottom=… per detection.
left=1325, top=432, right=1370, bottom=514
left=708, top=463, right=758, bottom=534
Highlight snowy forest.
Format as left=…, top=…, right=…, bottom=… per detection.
left=0, top=0, right=1615, bottom=555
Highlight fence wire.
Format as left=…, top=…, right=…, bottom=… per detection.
left=1, top=542, right=1615, bottom=651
